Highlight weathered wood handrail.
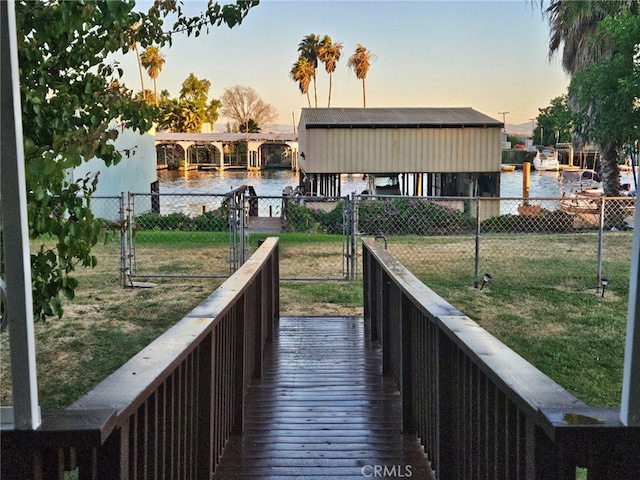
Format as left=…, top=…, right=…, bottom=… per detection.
left=362, top=237, right=640, bottom=480
left=1, top=237, right=279, bottom=479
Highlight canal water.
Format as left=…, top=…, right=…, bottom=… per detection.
left=158, top=168, right=637, bottom=198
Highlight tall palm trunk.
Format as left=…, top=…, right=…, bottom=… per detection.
left=153, top=78, right=158, bottom=106
left=362, top=78, right=366, bottom=108
left=599, top=142, right=621, bottom=196
left=327, top=73, right=333, bottom=107
left=312, top=73, right=318, bottom=108
left=133, top=43, right=145, bottom=99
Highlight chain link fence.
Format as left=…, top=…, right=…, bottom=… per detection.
left=273, top=195, right=353, bottom=280
left=126, top=191, right=239, bottom=282
left=352, top=194, right=635, bottom=292
left=87, top=190, right=636, bottom=294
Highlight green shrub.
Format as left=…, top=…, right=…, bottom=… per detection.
left=194, top=210, right=229, bottom=231
left=285, top=201, right=345, bottom=233
left=135, top=206, right=229, bottom=232
left=481, top=209, right=579, bottom=234
left=357, top=198, right=475, bottom=236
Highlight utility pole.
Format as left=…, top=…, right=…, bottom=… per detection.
left=498, top=111, right=509, bottom=132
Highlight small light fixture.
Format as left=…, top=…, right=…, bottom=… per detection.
left=601, top=276, right=609, bottom=298
left=480, top=273, right=492, bottom=290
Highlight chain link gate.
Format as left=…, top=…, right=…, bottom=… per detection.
left=122, top=188, right=247, bottom=285
left=119, top=187, right=357, bottom=284
left=242, top=193, right=355, bottom=281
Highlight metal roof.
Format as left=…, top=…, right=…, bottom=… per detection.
left=300, top=107, right=503, bottom=129
left=155, top=132, right=298, bottom=142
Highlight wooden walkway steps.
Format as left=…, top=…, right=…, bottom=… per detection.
left=212, top=316, right=435, bottom=480
left=246, top=216, right=283, bottom=233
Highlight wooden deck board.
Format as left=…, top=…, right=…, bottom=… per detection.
left=212, top=316, right=435, bottom=479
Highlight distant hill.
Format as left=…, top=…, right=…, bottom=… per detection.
left=505, top=122, right=534, bottom=137
left=213, top=123, right=296, bottom=134
left=213, top=122, right=533, bottom=137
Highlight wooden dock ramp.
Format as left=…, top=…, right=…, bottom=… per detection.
left=212, top=316, right=435, bottom=479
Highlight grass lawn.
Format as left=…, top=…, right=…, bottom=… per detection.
left=0, top=231, right=633, bottom=410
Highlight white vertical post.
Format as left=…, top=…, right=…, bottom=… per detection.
left=621, top=201, right=640, bottom=426
left=0, top=0, right=41, bottom=429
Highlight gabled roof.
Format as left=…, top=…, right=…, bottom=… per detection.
left=154, top=132, right=297, bottom=142
left=300, top=107, right=502, bottom=129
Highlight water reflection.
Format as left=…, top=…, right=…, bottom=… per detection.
left=158, top=168, right=636, bottom=199
left=158, top=169, right=368, bottom=197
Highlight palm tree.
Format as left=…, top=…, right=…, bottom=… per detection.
left=290, top=56, right=314, bottom=107
left=140, top=46, right=166, bottom=106
left=127, top=21, right=147, bottom=102
left=347, top=44, right=375, bottom=108
left=545, top=0, right=616, bottom=75
left=318, top=35, right=343, bottom=107
left=298, top=34, right=321, bottom=107
left=544, top=0, right=633, bottom=195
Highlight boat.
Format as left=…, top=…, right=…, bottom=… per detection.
left=533, top=147, right=560, bottom=171
left=560, top=185, right=604, bottom=223
left=559, top=169, right=635, bottom=225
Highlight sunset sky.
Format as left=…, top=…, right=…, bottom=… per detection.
left=115, top=0, right=570, bottom=130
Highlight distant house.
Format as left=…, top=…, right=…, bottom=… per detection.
left=67, top=124, right=157, bottom=221
left=297, top=107, right=503, bottom=203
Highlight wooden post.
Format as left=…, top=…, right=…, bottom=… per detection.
left=522, top=161, right=531, bottom=205
left=0, top=0, right=41, bottom=430
left=621, top=203, right=640, bottom=426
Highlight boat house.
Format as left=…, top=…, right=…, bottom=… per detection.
left=154, top=132, right=299, bottom=171
left=297, top=107, right=503, bottom=200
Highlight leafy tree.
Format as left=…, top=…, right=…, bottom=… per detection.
left=220, top=85, right=277, bottom=131
left=298, top=34, right=321, bottom=107
left=318, top=35, right=343, bottom=107
left=13, top=0, right=257, bottom=320
left=180, top=73, right=211, bottom=105
left=507, top=134, right=524, bottom=146
left=290, top=55, right=314, bottom=107
left=160, top=73, right=221, bottom=132
left=140, top=45, right=166, bottom=105
left=542, top=0, right=638, bottom=195
left=569, top=11, right=640, bottom=195
left=134, top=89, right=156, bottom=104
left=347, top=44, right=375, bottom=108
left=533, top=95, right=572, bottom=146
left=239, top=119, right=261, bottom=133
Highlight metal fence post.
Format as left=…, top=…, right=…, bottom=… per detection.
left=127, top=192, right=135, bottom=281
left=474, top=196, right=481, bottom=288
left=120, top=192, right=128, bottom=288
left=596, top=197, right=605, bottom=292
left=240, top=191, right=247, bottom=266
left=350, top=194, right=357, bottom=280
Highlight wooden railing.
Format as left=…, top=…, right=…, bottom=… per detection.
left=362, top=238, right=640, bottom=480
left=1, top=237, right=279, bottom=480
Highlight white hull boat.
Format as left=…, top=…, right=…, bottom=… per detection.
left=533, top=148, right=560, bottom=171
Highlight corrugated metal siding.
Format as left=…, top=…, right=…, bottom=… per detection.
left=302, top=127, right=501, bottom=173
